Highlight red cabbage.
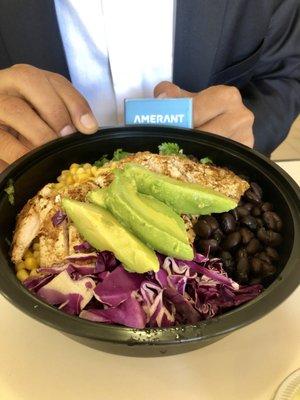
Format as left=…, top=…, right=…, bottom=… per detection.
left=80, top=295, right=147, bottom=328
left=94, top=266, right=143, bottom=307
left=51, top=210, right=67, bottom=227
left=23, top=250, right=263, bottom=328
left=73, top=241, right=94, bottom=253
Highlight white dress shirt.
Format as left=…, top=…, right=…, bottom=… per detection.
left=54, top=0, right=174, bottom=125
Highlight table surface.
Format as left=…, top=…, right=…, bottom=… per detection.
left=0, top=161, right=299, bottom=400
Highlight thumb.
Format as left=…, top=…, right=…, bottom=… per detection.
left=154, top=81, right=195, bottom=98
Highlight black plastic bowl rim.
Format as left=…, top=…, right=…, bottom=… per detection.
left=0, top=126, right=299, bottom=346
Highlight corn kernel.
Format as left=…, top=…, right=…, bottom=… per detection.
left=70, top=166, right=78, bottom=175
left=91, top=166, right=98, bottom=177
left=33, top=242, right=40, bottom=251
left=70, top=163, right=79, bottom=169
left=77, top=173, right=90, bottom=182
left=15, top=261, right=26, bottom=272
left=24, top=249, right=33, bottom=258
left=55, top=182, right=65, bottom=190
left=30, top=269, right=39, bottom=277
left=16, top=269, right=29, bottom=282
left=24, top=257, right=39, bottom=270
left=76, top=167, right=85, bottom=174
left=61, top=170, right=69, bottom=176
left=65, top=175, right=75, bottom=185
left=73, top=175, right=80, bottom=183
left=57, top=176, right=62, bottom=183
left=83, top=163, right=92, bottom=170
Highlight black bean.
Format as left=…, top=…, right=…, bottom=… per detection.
left=236, top=206, right=250, bottom=218
left=257, top=228, right=282, bottom=247
left=220, top=213, right=236, bottom=234
left=213, top=228, right=224, bottom=243
left=231, top=208, right=239, bottom=221
left=251, top=258, right=263, bottom=276
left=245, top=189, right=261, bottom=205
left=244, top=202, right=254, bottom=211
left=198, top=239, right=219, bottom=253
left=220, top=251, right=234, bottom=270
left=262, top=211, right=282, bottom=232
left=251, top=206, right=261, bottom=217
left=250, top=277, right=262, bottom=285
left=256, top=252, right=272, bottom=264
left=239, top=227, right=254, bottom=244
left=246, top=238, right=261, bottom=254
left=261, top=262, right=277, bottom=277
left=222, top=232, right=241, bottom=250
left=195, top=219, right=212, bottom=239
left=265, top=247, right=279, bottom=261
left=241, top=215, right=257, bottom=231
left=202, top=215, right=219, bottom=232
left=261, top=202, right=273, bottom=212
left=238, top=199, right=244, bottom=207
left=250, top=182, right=263, bottom=198
left=256, top=218, right=264, bottom=228
left=236, top=257, right=249, bottom=284
left=236, top=248, right=248, bottom=259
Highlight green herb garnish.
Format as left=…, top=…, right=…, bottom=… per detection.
left=4, top=179, right=15, bottom=205
left=158, top=142, right=184, bottom=156
left=112, top=149, right=131, bottom=161
left=200, top=157, right=213, bottom=164
left=94, top=155, right=110, bottom=167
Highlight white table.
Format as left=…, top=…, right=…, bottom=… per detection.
left=1, top=161, right=299, bottom=400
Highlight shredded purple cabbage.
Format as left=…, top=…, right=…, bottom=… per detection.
left=24, top=251, right=263, bottom=329
left=51, top=210, right=67, bottom=227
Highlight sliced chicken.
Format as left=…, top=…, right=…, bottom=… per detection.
left=95, top=152, right=249, bottom=202
left=12, top=152, right=249, bottom=267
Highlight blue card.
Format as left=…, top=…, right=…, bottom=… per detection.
left=124, top=98, right=193, bottom=128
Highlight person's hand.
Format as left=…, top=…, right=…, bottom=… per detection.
left=154, top=82, right=254, bottom=148
left=0, top=64, right=98, bottom=172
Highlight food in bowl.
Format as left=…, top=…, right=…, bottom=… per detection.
left=10, top=144, right=283, bottom=328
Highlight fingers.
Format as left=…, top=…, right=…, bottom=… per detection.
left=154, top=82, right=244, bottom=128
left=0, top=160, right=9, bottom=173
left=47, top=72, right=98, bottom=134
left=0, top=129, right=29, bottom=164
left=0, top=95, right=57, bottom=146
left=198, top=107, right=254, bottom=147
left=5, top=65, right=75, bottom=136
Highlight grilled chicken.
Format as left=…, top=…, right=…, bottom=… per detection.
left=11, top=152, right=249, bottom=266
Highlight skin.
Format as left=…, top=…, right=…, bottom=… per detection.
left=0, top=65, right=254, bottom=173
left=154, top=81, right=254, bottom=148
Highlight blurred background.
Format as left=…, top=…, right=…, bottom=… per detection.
left=272, top=116, right=300, bottom=160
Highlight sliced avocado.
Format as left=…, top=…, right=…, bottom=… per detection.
left=62, top=198, right=159, bottom=273
left=88, top=182, right=189, bottom=244
left=87, top=188, right=107, bottom=208
left=104, top=172, right=193, bottom=260
left=124, top=164, right=237, bottom=215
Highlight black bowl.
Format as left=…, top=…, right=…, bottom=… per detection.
left=0, top=126, right=299, bottom=357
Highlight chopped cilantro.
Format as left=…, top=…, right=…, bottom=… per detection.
left=158, top=142, right=184, bottom=156
left=112, top=149, right=131, bottom=161
left=200, top=157, right=213, bottom=164
left=4, top=179, right=15, bottom=205
left=94, top=155, right=110, bottom=168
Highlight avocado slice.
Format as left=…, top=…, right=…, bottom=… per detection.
left=88, top=184, right=189, bottom=244
left=102, top=172, right=193, bottom=260
left=62, top=198, right=159, bottom=273
left=124, top=164, right=237, bottom=214
left=87, top=188, right=107, bottom=208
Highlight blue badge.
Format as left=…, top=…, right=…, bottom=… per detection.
left=124, top=98, right=193, bottom=128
